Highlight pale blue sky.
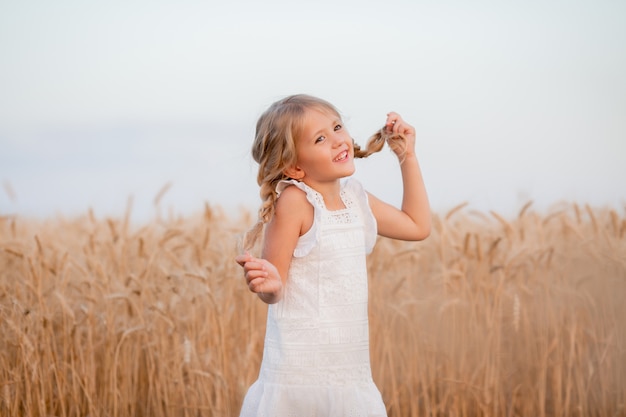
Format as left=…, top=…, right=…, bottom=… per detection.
left=1, top=0, right=625, bottom=222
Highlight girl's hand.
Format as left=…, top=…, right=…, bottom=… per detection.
left=235, top=253, right=283, bottom=302
left=384, top=112, right=416, bottom=160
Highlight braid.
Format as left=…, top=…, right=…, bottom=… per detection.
left=258, top=182, right=279, bottom=224
left=354, top=127, right=408, bottom=161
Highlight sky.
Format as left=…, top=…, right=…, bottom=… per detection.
left=1, top=0, right=625, bottom=223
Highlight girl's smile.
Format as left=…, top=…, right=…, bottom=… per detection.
left=333, top=149, right=350, bottom=162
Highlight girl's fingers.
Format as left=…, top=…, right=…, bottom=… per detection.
left=248, top=277, right=266, bottom=291
left=235, top=255, right=281, bottom=295
left=385, top=112, right=404, bottom=134
left=235, top=251, right=253, bottom=266
left=246, top=260, right=268, bottom=275
left=236, top=253, right=266, bottom=272
left=246, top=268, right=269, bottom=282
left=386, top=112, right=415, bottom=137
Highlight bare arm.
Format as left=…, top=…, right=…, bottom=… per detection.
left=235, top=186, right=312, bottom=304
left=369, top=112, right=431, bottom=241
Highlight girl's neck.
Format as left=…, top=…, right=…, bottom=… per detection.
left=320, top=191, right=346, bottom=211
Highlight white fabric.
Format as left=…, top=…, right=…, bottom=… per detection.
left=240, top=178, right=386, bottom=417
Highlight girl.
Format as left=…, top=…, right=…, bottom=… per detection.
left=235, top=94, right=430, bottom=417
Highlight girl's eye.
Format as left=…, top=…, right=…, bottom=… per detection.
left=315, top=135, right=326, bottom=143
left=334, top=124, right=342, bottom=131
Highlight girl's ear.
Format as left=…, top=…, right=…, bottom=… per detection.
left=283, top=164, right=305, bottom=180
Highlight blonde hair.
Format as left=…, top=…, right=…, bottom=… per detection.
left=242, top=94, right=406, bottom=251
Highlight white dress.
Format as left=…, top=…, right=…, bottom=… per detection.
left=239, top=178, right=387, bottom=417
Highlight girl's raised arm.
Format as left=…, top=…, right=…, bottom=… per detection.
left=368, top=112, right=431, bottom=241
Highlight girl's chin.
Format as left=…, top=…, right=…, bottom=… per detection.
left=342, top=166, right=356, bottom=177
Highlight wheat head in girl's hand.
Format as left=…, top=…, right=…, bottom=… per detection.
left=235, top=94, right=430, bottom=417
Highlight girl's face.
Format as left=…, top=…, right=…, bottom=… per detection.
left=289, top=107, right=355, bottom=187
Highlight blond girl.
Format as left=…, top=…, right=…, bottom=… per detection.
left=236, top=94, right=430, bottom=416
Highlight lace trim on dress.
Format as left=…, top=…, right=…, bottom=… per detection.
left=276, top=178, right=377, bottom=258
left=342, top=179, right=378, bottom=254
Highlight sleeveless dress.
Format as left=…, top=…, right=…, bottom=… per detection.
left=239, top=178, right=387, bottom=417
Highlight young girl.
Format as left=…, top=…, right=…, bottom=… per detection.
left=235, top=94, right=430, bottom=417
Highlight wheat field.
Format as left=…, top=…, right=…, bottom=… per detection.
left=1, top=200, right=625, bottom=417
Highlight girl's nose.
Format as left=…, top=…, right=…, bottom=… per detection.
left=331, top=132, right=344, bottom=146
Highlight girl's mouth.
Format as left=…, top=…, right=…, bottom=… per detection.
left=333, top=150, right=349, bottom=162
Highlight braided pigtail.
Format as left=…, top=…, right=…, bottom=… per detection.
left=354, top=127, right=408, bottom=161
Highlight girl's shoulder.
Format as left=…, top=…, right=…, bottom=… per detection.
left=275, top=180, right=315, bottom=246
left=277, top=179, right=306, bottom=196
left=275, top=182, right=310, bottom=212
left=276, top=179, right=319, bottom=210
left=276, top=179, right=308, bottom=200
